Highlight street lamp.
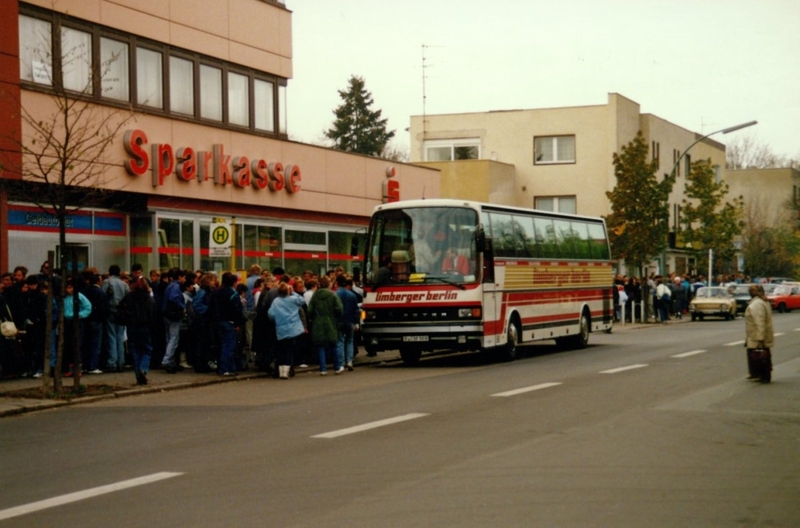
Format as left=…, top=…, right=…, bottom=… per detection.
left=670, top=120, right=758, bottom=283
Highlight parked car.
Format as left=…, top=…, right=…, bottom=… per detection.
left=689, top=286, right=736, bottom=321
left=767, top=277, right=796, bottom=284
left=767, top=284, right=800, bottom=313
left=727, top=284, right=755, bottom=315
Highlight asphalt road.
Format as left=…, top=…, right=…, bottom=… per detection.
left=1, top=314, right=799, bottom=527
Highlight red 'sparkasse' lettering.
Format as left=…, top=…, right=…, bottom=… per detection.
left=123, top=129, right=301, bottom=194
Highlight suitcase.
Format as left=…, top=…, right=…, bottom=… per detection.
left=747, top=348, right=772, bottom=383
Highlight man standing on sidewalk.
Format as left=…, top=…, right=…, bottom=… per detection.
left=102, top=265, right=129, bottom=372
left=335, top=275, right=360, bottom=371
left=161, top=268, right=186, bottom=373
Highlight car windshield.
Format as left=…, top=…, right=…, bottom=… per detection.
left=729, top=285, right=752, bottom=295
left=762, top=284, right=778, bottom=294
left=773, top=286, right=792, bottom=295
left=695, top=287, right=728, bottom=299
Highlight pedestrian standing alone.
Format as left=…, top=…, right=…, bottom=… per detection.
left=744, top=284, right=774, bottom=383
left=308, top=276, right=343, bottom=375
left=267, top=282, right=306, bottom=379
left=120, top=279, right=157, bottom=385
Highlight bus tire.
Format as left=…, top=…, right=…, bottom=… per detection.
left=399, top=348, right=422, bottom=367
left=558, top=311, right=590, bottom=350
left=498, top=317, right=520, bottom=362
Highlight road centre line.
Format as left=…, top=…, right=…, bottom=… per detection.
left=491, top=382, right=563, bottom=397
left=725, top=340, right=746, bottom=347
left=312, top=413, right=429, bottom=439
left=672, top=350, right=708, bottom=358
left=774, top=332, right=785, bottom=337
left=0, top=472, right=183, bottom=521
left=599, top=364, right=648, bottom=374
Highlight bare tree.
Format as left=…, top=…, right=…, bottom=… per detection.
left=725, top=134, right=790, bottom=169
left=2, top=20, right=134, bottom=394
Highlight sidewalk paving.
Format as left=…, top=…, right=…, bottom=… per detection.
left=0, top=318, right=684, bottom=418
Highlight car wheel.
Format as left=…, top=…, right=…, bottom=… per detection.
left=778, top=303, right=786, bottom=313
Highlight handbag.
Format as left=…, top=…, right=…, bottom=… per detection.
left=1, top=305, right=17, bottom=337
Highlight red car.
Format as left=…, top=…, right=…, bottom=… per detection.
left=767, top=284, right=800, bottom=313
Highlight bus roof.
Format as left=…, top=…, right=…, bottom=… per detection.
left=373, top=199, right=606, bottom=224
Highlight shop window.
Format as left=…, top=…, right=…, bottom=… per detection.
left=169, top=56, right=194, bottom=115
left=200, top=64, right=222, bottom=121
left=254, top=79, right=274, bottom=132
left=19, top=15, right=52, bottom=85
left=534, top=135, right=575, bottom=164
left=130, top=216, right=153, bottom=269
left=242, top=224, right=282, bottom=273
left=100, top=37, right=129, bottom=101
left=228, top=71, right=249, bottom=127
left=136, top=47, right=163, bottom=109
left=157, top=218, right=193, bottom=270
left=285, top=230, right=325, bottom=245
left=61, top=26, right=92, bottom=93
left=328, top=231, right=359, bottom=274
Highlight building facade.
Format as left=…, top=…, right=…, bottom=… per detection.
left=0, top=0, right=440, bottom=276
left=409, top=93, right=728, bottom=276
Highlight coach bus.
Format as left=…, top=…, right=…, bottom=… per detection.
left=357, top=199, right=614, bottom=365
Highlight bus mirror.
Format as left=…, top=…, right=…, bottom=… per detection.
left=352, top=266, right=361, bottom=283
left=350, top=235, right=360, bottom=257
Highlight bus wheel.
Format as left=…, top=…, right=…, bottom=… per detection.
left=498, top=318, right=519, bottom=362
left=399, top=348, right=422, bottom=367
left=560, top=312, right=590, bottom=350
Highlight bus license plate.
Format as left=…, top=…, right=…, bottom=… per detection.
left=403, top=335, right=429, bottom=342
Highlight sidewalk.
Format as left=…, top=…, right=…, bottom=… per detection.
left=0, top=318, right=683, bottom=418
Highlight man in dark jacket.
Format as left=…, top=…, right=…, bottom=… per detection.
left=160, top=268, right=186, bottom=373
left=80, top=271, right=110, bottom=374
left=308, top=276, right=343, bottom=375
left=210, top=272, right=245, bottom=376
left=335, top=275, right=360, bottom=371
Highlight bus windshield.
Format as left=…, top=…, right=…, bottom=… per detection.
left=364, top=206, right=479, bottom=286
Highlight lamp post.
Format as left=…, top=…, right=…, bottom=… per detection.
left=669, top=120, right=757, bottom=283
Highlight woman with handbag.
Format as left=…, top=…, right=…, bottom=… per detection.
left=744, top=284, right=774, bottom=383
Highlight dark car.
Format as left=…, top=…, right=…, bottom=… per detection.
left=727, top=284, right=755, bottom=315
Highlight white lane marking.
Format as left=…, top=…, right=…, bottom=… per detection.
left=725, top=340, right=746, bottom=347
left=600, top=364, right=648, bottom=374
left=793, top=328, right=800, bottom=332
left=774, top=332, right=785, bottom=337
left=312, top=413, right=429, bottom=439
left=491, top=382, right=562, bottom=397
left=0, top=472, right=183, bottom=521
left=672, top=350, right=708, bottom=358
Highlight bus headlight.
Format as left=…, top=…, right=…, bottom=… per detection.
left=458, top=308, right=481, bottom=318
left=365, top=310, right=377, bottom=320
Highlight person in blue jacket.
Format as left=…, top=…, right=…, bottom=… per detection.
left=268, top=282, right=306, bottom=379
left=61, top=277, right=92, bottom=376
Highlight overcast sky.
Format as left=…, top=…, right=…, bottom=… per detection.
left=286, top=0, right=800, bottom=160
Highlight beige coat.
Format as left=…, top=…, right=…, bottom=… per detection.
left=744, top=296, right=774, bottom=349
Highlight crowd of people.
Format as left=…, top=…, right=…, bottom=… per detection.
left=613, top=272, right=773, bottom=324
left=0, top=262, right=363, bottom=385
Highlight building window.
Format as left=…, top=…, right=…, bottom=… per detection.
left=278, top=84, right=287, bottom=134
left=136, top=47, right=163, bottom=109
left=535, top=196, right=577, bottom=214
left=254, top=79, right=275, bottom=132
left=61, top=26, right=92, bottom=93
left=169, top=56, right=194, bottom=115
left=18, top=9, right=288, bottom=138
left=423, top=139, right=480, bottom=161
left=534, top=136, right=575, bottom=164
left=200, top=64, right=222, bottom=121
left=228, top=71, right=249, bottom=127
left=19, top=15, right=52, bottom=85
left=100, top=37, right=129, bottom=101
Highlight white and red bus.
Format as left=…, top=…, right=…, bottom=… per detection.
left=358, top=199, right=614, bottom=365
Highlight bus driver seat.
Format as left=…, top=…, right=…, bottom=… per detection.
left=391, top=250, right=411, bottom=282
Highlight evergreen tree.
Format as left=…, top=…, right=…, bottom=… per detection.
left=679, top=159, right=744, bottom=275
left=325, top=75, right=395, bottom=157
left=605, top=131, right=675, bottom=275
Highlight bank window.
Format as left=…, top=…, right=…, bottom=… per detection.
left=535, top=196, right=576, bottom=215
left=100, top=37, right=129, bottom=101
left=278, top=84, right=287, bottom=134
left=534, top=135, right=575, bottom=164
left=285, top=230, right=325, bottom=246
left=136, top=47, right=163, bottom=109
left=424, top=139, right=480, bottom=161
left=329, top=231, right=359, bottom=273
left=228, top=71, right=249, bottom=127
left=61, top=26, right=92, bottom=94
left=19, top=15, right=52, bottom=85
left=254, top=79, right=275, bottom=132
left=242, top=224, right=282, bottom=272
left=169, top=56, right=194, bottom=115
left=200, top=64, right=222, bottom=121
